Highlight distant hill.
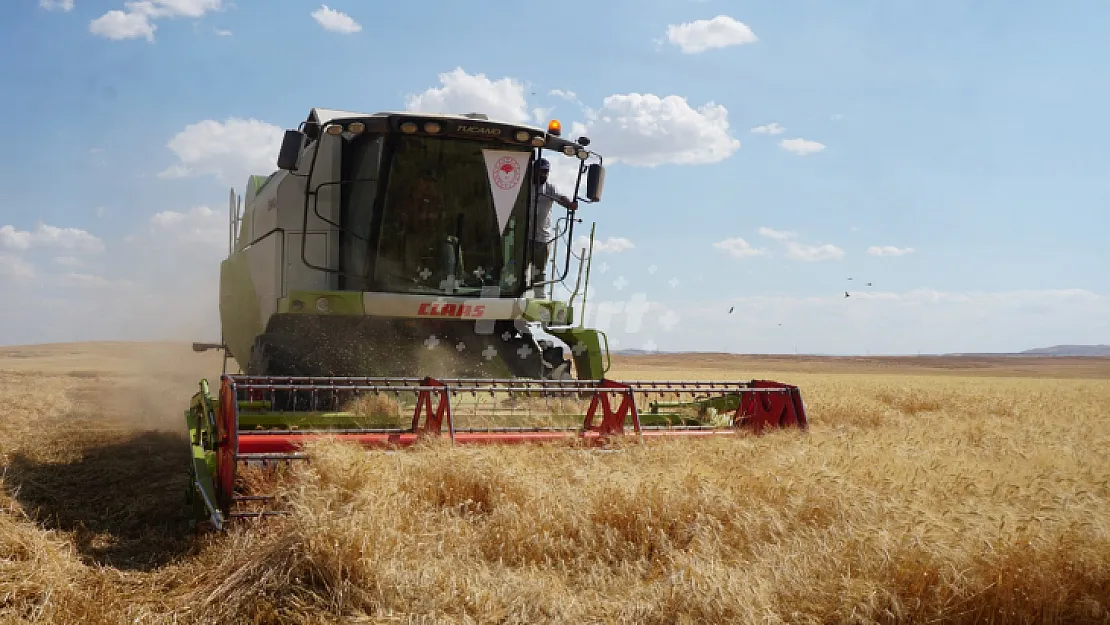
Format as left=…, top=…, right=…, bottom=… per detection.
left=612, top=345, right=1110, bottom=358
left=1019, top=345, right=1110, bottom=357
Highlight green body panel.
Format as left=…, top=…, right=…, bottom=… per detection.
left=219, top=253, right=263, bottom=370
left=521, top=300, right=572, bottom=326
left=190, top=451, right=221, bottom=528
left=185, top=379, right=224, bottom=529
left=650, top=393, right=742, bottom=414
left=249, top=173, right=277, bottom=196
left=642, top=393, right=741, bottom=427
left=278, top=291, right=366, bottom=315
left=549, top=327, right=610, bottom=380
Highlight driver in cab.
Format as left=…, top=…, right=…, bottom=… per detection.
left=530, top=158, right=577, bottom=298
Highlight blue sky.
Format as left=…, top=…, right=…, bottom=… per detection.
left=1, top=0, right=1108, bottom=354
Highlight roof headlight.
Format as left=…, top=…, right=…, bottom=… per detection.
left=424, top=122, right=442, bottom=134
left=400, top=122, right=418, bottom=134
left=325, top=124, right=344, bottom=136
left=348, top=121, right=365, bottom=134
left=514, top=130, right=530, bottom=142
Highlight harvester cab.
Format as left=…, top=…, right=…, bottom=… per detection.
left=213, top=108, right=608, bottom=382
left=185, top=107, right=809, bottom=530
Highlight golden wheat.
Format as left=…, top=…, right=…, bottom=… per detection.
left=1, top=345, right=1108, bottom=623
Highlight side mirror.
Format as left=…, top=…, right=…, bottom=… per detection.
left=276, top=130, right=306, bottom=171
left=585, top=164, right=605, bottom=202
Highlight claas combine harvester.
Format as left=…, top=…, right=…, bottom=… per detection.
left=185, top=108, right=809, bottom=530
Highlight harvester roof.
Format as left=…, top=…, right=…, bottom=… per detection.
left=306, top=107, right=548, bottom=133
left=301, top=107, right=590, bottom=154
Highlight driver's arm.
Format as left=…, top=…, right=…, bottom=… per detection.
left=550, top=188, right=578, bottom=211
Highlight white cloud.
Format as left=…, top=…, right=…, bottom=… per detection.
left=159, top=117, right=284, bottom=183
left=31, top=225, right=105, bottom=253
left=53, top=256, right=85, bottom=268
left=0, top=224, right=104, bottom=254
left=55, top=273, right=120, bottom=289
left=750, top=123, right=784, bottom=135
left=575, top=235, right=635, bottom=254
left=405, top=69, right=740, bottom=168
left=545, top=158, right=582, bottom=200
left=311, top=5, right=361, bottom=34
left=0, top=221, right=112, bottom=294
left=40, top=0, right=74, bottom=11
left=89, top=0, right=223, bottom=42
left=148, top=206, right=226, bottom=246
left=549, top=89, right=579, bottom=102
left=713, top=237, right=765, bottom=259
left=785, top=241, right=844, bottom=261
left=780, top=138, right=826, bottom=156
left=136, top=0, right=223, bottom=18
left=753, top=227, right=844, bottom=261
left=532, top=107, right=553, bottom=124
left=0, top=255, right=35, bottom=282
left=757, top=226, right=797, bottom=241
left=666, top=15, right=758, bottom=54
left=405, top=68, right=531, bottom=125
left=0, top=226, right=32, bottom=251
left=868, top=245, right=916, bottom=257
left=583, top=93, right=740, bottom=166
left=214, top=28, right=232, bottom=36
left=750, top=226, right=845, bottom=261
left=89, top=10, right=156, bottom=40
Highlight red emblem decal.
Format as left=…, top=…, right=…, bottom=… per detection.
left=493, top=156, right=521, bottom=190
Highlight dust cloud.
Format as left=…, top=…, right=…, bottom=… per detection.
left=1, top=342, right=226, bottom=433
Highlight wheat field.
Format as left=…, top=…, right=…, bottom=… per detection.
left=1, top=342, right=1108, bottom=624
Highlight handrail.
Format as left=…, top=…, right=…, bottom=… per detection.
left=530, top=152, right=602, bottom=294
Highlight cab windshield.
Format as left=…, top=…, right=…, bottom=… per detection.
left=371, top=135, right=533, bottom=296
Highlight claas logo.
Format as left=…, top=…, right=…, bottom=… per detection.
left=417, top=302, right=487, bottom=318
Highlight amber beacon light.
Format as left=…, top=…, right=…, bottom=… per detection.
left=547, top=119, right=562, bottom=136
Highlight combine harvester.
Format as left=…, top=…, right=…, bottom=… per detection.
left=185, top=108, right=808, bottom=529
